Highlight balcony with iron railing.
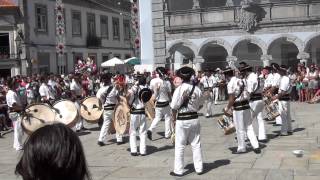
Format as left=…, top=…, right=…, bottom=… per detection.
left=164, top=0, right=320, bottom=32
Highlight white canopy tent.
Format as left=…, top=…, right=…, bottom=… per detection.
left=101, top=57, right=124, bottom=67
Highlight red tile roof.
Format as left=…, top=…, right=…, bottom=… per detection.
left=0, top=0, right=17, bottom=7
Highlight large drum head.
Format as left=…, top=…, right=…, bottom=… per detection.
left=113, top=101, right=130, bottom=135
left=21, top=104, right=56, bottom=135
left=53, top=100, right=78, bottom=127
left=80, top=96, right=103, bottom=123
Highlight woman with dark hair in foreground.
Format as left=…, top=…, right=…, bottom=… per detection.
left=15, top=123, right=91, bottom=180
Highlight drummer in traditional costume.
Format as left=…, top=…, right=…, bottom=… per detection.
left=224, top=67, right=261, bottom=154
left=127, top=76, right=151, bottom=156
left=244, top=65, right=267, bottom=142
left=147, top=67, right=172, bottom=140
left=6, top=78, right=24, bottom=151
left=170, top=67, right=204, bottom=177
left=70, top=74, right=84, bottom=132
left=96, top=73, right=123, bottom=146
left=200, top=70, right=214, bottom=117
left=270, top=63, right=282, bottom=125
left=271, top=65, right=293, bottom=136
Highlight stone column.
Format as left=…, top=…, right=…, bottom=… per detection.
left=261, top=54, right=272, bottom=67
left=192, top=0, right=200, bottom=9
left=194, top=56, right=204, bottom=72
left=226, top=56, right=238, bottom=69
left=297, top=52, right=310, bottom=66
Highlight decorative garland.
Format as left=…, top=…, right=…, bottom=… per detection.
left=131, top=0, right=140, bottom=57
left=55, top=0, right=66, bottom=56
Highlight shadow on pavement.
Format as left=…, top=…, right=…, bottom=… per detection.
left=77, top=131, right=91, bottom=136
left=87, top=127, right=100, bottom=131
left=212, top=113, right=224, bottom=118
left=183, top=159, right=231, bottom=176
left=228, top=143, right=267, bottom=154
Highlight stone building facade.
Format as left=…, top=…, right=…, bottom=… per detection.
left=0, top=0, right=133, bottom=77
left=152, top=0, right=320, bottom=71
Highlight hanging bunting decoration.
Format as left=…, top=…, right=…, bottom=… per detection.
left=131, top=0, right=140, bottom=54
left=55, top=0, right=66, bottom=56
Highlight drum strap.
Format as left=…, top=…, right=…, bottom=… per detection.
left=179, top=84, right=196, bottom=110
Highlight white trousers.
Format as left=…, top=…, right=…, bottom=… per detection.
left=279, top=101, right=292, bottom=134
left=9, top=112, right=24, bottom=151
left=99, top=110, right=123, bottom=142
left=205, top=92, right=214, bottom=116
left=130, top=114, right=147, bottom=154
left=174, top=119, right=203, bottom=175
left=74, top=101, right=83, bottom=131
left=250, top=100, right=267, bottom=140
left=233, top=109, right=259, bottom=152
left=213, top=87, right=219, bottom=104
left=148, top=105, right=172, bottom=138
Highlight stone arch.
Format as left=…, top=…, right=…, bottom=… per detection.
left=232, top=36, right=267, bottom=55
left=267, top=34, right=304, bottom=54
left=304, top=32, right=320, bottom=52
left=167, top=39, right=198, bottom=57
left=198, top=37, right=232, bottom=56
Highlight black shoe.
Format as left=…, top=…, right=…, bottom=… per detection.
left=81, top=127, right=88, bottom=131
left=117, top=142, right=125, bottom=145
left=258, top=139, right=268, bottom=143
left=288, top=132, right=293, bottom=135
left=147, top=130, right=152, bottom=141
left=97, top=141, right=106, bottom=146
left=232, top=150, right=246, bottom=154
left=169, top=171, right=183, bottom=177
left=253, top=148, right=261, bottom=154
left=131, top=152, right=139, bottom=156
left=76, top=129, right=81, bottom=133
left=196, top=171, right=204, bottom=175
left=140, top=153, right=147, bottom=156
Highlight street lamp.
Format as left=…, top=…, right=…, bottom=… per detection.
left=15, top=34, right=22, bottom=59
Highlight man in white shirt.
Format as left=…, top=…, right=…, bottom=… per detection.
left=271, top=63, right=282, bottom=125
left=246, top=67, right=267, bottom=142
left=170, top=67, right=204, bottom=177
left=224, top=66, right=260, bottom=154
left=127, top=76, right=150, bottom=156
left=211, top=71, right=220, bottom=105
left=147, top=67, right=172, bottom=140
left=271, top=65, right=292, bottom=136
left=6, top=78, right=24, bottom=151
left=96, top=73, right=123, bottom=146
left=39, top=76, right=54, bottom=104
left=70, top=74, right=84, bottom=132
left=200, top=71, right=214, bottom=117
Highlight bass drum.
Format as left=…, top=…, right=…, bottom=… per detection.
left=112, top=97, right=130, bottom=135
left=53, top=100, right=78, bottom=127
left=21, top=103, right=56, bottom=135
left=80, top=96, right=103, bottom=123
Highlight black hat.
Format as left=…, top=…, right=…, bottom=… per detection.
left=239, top=65, right=253, bottom=72
left=156, top=67, right=167, bottom=77
left=139, top=88, right=152, bottom=103
left=222, top=67, right=233, bottom=74
left=279, top=65, right=288, bottom=72
left=239, top=61, right=248, bottom=66
left=271, top=63, right=280, bottom=71
left=176, top=67, right=195, bottom=81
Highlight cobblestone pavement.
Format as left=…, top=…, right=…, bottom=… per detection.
left=0, top=102, right=320, bottom=180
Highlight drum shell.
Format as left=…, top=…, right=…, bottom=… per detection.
left=80, top=96, right=103, bottom=123
left=53, top=100, right=78, bottom=127
left=21, top=103, right=56, bottom=135
left=145, top=95, right=155, bottom=121
left=217, top=115, right=236, bottom=135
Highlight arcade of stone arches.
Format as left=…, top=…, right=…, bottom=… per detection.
left=167, top=33, right=320, bottom=71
